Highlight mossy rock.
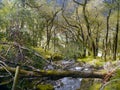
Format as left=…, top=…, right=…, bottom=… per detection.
left=36, top=84, right=54, bottom=90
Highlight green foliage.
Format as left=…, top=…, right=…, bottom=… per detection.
left=31, top=54, right=46, bottom=68
left=77, top=56, right=94, bottom=62
left=60, top=42, right=84, bottom=59
left=20, top=47, right=46, bottom=68
left=0, top=32, right=6, bottom=41
left=112, top=69, right=120, bottom=79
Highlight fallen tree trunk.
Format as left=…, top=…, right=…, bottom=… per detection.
left=0, top=66, right=106, bottom=80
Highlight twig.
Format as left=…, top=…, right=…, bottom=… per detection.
left=0, top=54, right=7, bottom=61
left=5, top=45, right=12, bottom=56
left=0, top=61, right=12, bottom=76
left=73, top=0, right=84, bottom=6
left=0, top=60, right=8, bottom=67
left=0, top=78, right=13, bottom=86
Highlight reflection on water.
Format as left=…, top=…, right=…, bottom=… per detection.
left=54, top=77, right=82, bottom=90
left=54, top=60, right=82, bottom=90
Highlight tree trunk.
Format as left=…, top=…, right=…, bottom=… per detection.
left=104, top=9, right=111, bottom=61
left=113, top=3, right=119, bottom=60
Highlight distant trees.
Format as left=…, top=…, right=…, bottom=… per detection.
left=71, top=0, right=104, bottom=58
left=72, top=0, right=120, bottom=60
left=103, top=0, right=120, bottom=60
left=0, top=0, right=119, bottom=60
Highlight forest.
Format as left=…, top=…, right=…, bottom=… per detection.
left=0, top=0, right=120, bottom=90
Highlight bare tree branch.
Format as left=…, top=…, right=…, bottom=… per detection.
left=73, top=0, right=84, bottom=6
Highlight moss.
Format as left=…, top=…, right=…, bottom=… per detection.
left=52, top=53, right=63, bottom=61
left=36, top=84, right=54, bottom=90
left=77, top=56, right=105, bottom=67
left=33, top=47, right=63, bottom=61
left=89, top=83, right=101, bottom=90
left=77, top=79, right=94, bottom=90
left=77, top=56, right=94, bottom=62
left=32, top=47, right=52, bottom=59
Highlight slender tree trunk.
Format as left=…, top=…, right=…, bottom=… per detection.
left=82, top=0, right=97, bottom=58
left=76, top=7, right=86, bottom=57
left=46, top=26, right=50, bottom=50
left=104, top=9, right=111, bottom=61
left=95, top=22, right=101, bottom=57
left=46, top=21, right=52, bottom=50
left=113, top=3, right=119, bottom=60
left=95, top=38, right=99, bottom=57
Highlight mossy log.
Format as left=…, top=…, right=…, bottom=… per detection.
left=0, top=66, right=106, bottom=80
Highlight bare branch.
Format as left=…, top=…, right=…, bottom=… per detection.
left=62, top=10, right=79, bottom=29
left=5, top=46, right=12, bottom=56
left=0, top=61, right=12, bottom=77
left=73, top=0, right=84, bottom=6
left=0, top=78, right=13, bottom=86
left=25, top=2, right=44, bottom=9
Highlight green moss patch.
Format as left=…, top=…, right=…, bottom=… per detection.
left=36, top=84, right=54, bottom=90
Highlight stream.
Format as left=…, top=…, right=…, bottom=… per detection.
left=45, top=60, right=94, bottom=90
left=55, top=77, right=82, bottom=90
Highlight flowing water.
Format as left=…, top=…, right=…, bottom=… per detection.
left=55, top=77, right=82, bottom=90
left=45, top=60, right=94, bottom=90
left=53, top=60, right=90, bottom=90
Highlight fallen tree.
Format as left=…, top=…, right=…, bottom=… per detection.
left=0, top=66, right=106, bottom=80
left=0, top=42, right=106, bottom=80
